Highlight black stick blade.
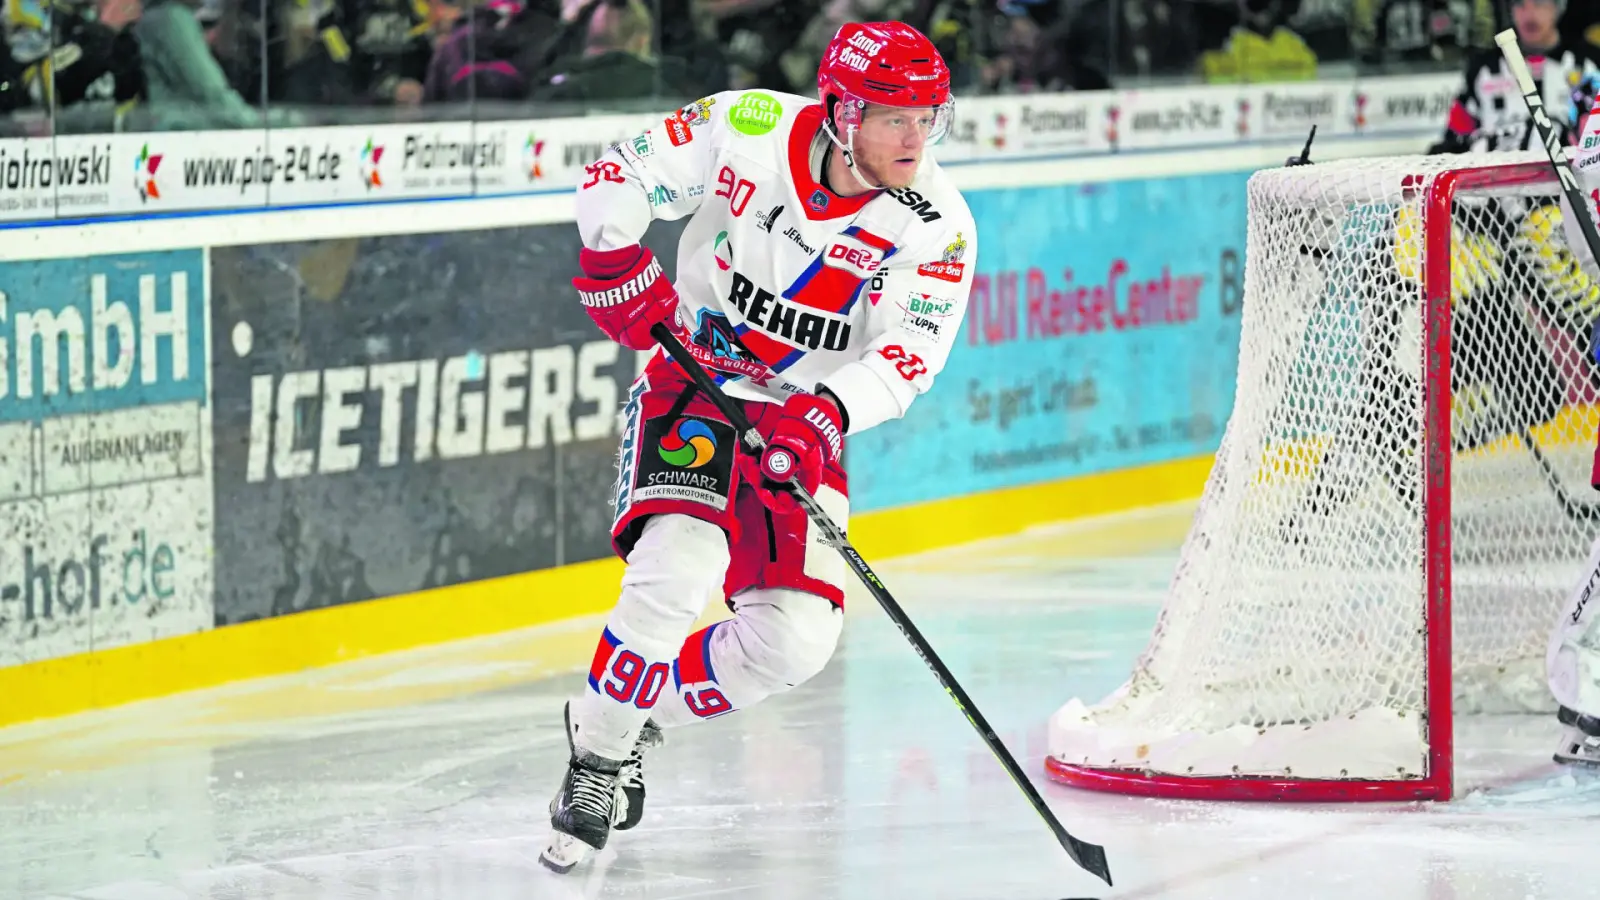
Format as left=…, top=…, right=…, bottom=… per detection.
left=1066, top=835, right=1113, bottom=886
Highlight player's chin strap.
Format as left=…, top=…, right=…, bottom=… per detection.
left=821, top=117, right=884, bottom=193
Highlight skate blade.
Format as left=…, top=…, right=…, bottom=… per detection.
left=539, top=831, right=594, bottom=874
left=1554, top=751, right=1600, bottom=769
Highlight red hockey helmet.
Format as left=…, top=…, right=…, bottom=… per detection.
left=817, top=22, right=953, bottom=144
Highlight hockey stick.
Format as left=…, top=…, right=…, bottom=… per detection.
left=1522, top=427, right=1600, bottom=521
left=1491, top=31, right=1600, bottom=523
left=1495, top=30, right=1600, bottom=260
left=647, top=322, right=1114, bottom=887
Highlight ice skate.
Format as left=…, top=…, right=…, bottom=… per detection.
left=615, top=718, right=664, bottom=832
left=1554, top=706, right=1600, bottom=768
left=539, top=704, right=624, bottom=874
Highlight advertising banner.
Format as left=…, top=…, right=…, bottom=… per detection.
left=1109, top=84, right=1248, bottom=152
left=474, top=114, right=643, bottom=198
left=207, top=222, right=683, bottom=625
left=261, top=122, right=506, bottom=208
left=1351, top=72, right=1459, bottom=137
left=0, top=136, right=117, bottom=220
left=0, top=250, right=214, bottom=666
left=849, top=172, right=1248, bottom=513
left=1245, top=81, right=1357, bottom=142
left=0, top=73, right=1456, bottom=223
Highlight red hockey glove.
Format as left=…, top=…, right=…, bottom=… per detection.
left=572, top=245, right=679, bottom=351
left=740, top=393, right=845, bottom=515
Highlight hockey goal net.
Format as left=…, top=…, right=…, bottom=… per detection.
left=1047, top=152, right=1600, bottom=801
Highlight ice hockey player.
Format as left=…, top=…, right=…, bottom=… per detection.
left=539, top=21, right=976, bottom=872
left=1431, top=0, right=1600, bottom=154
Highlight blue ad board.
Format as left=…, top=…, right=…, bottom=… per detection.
left=0, top=249, right=214, bottom=667
left=0, top=250, right=208, bottom=422
left=849, top=172, right=1250, bottom=513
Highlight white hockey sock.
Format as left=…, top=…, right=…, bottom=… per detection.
left=648, top=588, right=844, bottom=730
left=573, top=514, right=730, bottom=760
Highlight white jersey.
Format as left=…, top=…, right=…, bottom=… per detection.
left=574, top=89, right=977, bottom=435
left=1567, top=118, right=1600, bottom=270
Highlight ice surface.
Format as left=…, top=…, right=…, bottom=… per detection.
left=0, top=502, right=1588, bottom=900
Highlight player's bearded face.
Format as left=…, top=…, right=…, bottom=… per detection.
left=850, top=104, right=936, bottom=189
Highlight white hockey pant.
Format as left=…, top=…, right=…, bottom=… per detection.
left=571, top=514, right=844, bottom=761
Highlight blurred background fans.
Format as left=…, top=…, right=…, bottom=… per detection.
left=3, top=0, right=1596, bottom=135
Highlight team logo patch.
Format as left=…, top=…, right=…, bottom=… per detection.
left=658, top=418, right=718, bottom=468
left=631, top=413, right=737, bottom=512
left=677, top=96, right=717, bottom=128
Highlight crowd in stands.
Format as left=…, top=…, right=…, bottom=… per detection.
left=3, top=0, right=1599, bottom=134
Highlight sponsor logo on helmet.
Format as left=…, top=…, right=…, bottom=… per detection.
left=839, top=47, right=873, bottom=71
left=847, top=33, right=884, bottom=56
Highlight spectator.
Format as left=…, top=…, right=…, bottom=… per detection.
left=423, top=0, right=557, bottom=104
left=203, top=0, right=266, bottom=103
left=1564, top=0, right=1600, bottom=52
left=338, top=0, right=431, bottom=106
left=1350, top=0, right=1497, bottom=66
left=528, top=0, right=697, bottom=104
left=701, top=0, right=818, bottom=92
left=1060, top=0, right=1197, bottom=84
left=651, top=0, right=731, bottom=94
left=907, top=0, right=984, bottom=91
left=135, top=0, right=265, bottom=126
left=1199, top=0, right=1318, bottom=82
left=1, top=0, right=144, bottom=121
left=268, top=0, right=363, bottom=105
left=977, top=0, right=1110, bottom=91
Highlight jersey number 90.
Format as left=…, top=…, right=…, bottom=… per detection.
left=716, top=166, right=755, bottom=217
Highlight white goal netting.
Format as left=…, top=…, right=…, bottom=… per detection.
left=1049, top=153, right=1600, bottom=789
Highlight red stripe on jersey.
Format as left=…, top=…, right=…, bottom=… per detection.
left=849, top=228, right=898, bottom=254
left=787, top=262, right=863, bottom=313
left=734, top=325, right=796, bottom=365
left=785, top=226, right=899, bottom=314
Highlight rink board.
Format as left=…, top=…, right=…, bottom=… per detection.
left=0, top=251, right=215, bottom=671
left=0, top=130, right=1435, bottom=729
left=0, top=454, right=1213, bottom=725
